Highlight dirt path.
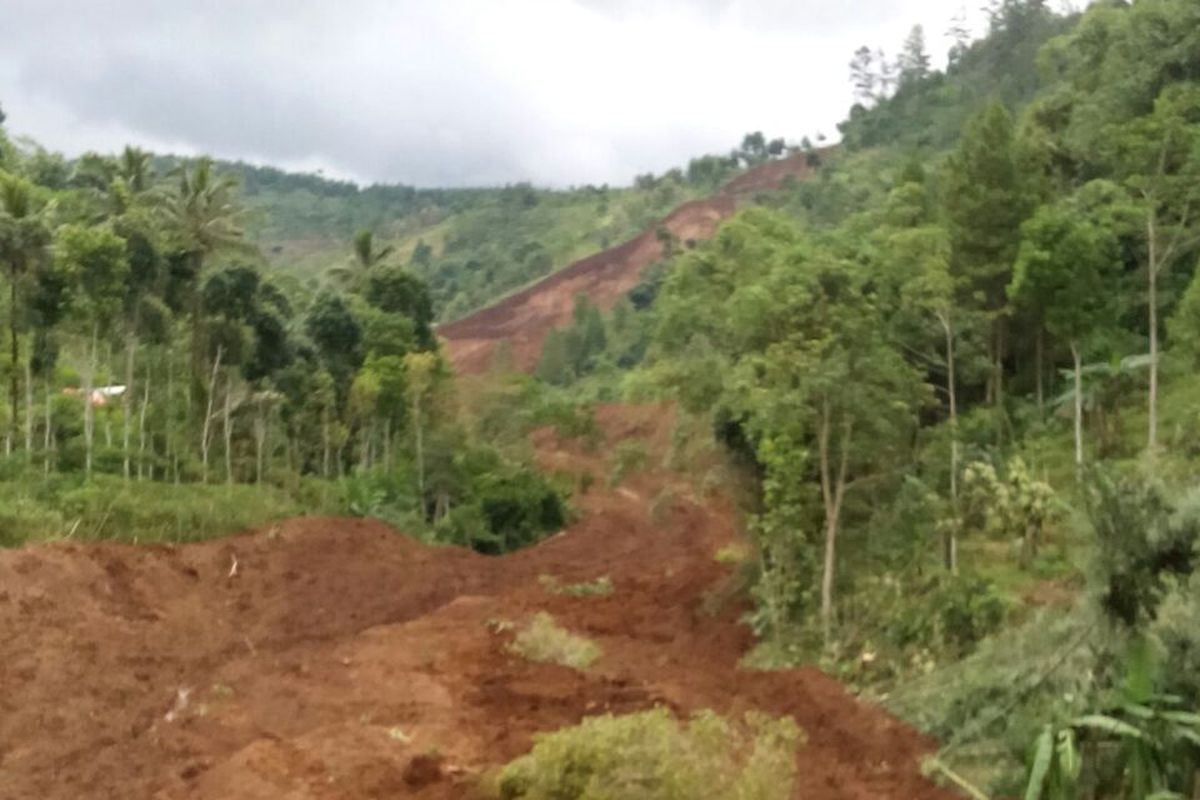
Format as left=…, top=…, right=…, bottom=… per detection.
left=438, top=151, right=828, bottom=375
left=0, top=404, right=952, bottom=800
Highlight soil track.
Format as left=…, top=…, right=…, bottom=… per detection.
left=439, top=152, right=826, bottom=374
left=0, top=404, right=951, bottom=800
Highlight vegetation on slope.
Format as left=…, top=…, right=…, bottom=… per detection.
left=516, top=0, right=1200, bottom=794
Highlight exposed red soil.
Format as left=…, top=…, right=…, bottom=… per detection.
left=438, top=152, right=828, bottom=374
left=0, top=403, right=952, bottom=800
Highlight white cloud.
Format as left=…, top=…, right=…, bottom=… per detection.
left=0, top=0, right=990, bottom=187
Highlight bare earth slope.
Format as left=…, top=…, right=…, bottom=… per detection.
left=0, top=404, right=950, bottom=800
left=438, top=153, right=822, bottom=374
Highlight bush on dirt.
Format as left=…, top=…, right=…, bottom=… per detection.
left=495, top=706, right=801, bottom=800
left=539, top=574, right=614, bottom=597
left=338, top=442, right=567, bottom=555
left=607, top=440, right=649, bottom=487
left=508, top=612, right=600, bottom=669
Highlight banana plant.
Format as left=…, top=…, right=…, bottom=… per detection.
left=1024, top=642, right=1200, bottom=799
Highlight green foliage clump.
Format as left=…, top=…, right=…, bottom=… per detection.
left=961, top=458, right=1058, bottom=566
left=508, top=612, right=600, bottom=669
left=1085, top=472, right=1199, bottom=628
left=539, top=574, right=614, bottom=597
left=881, top=573, right=1009, bottom=659
left=607, top=440, right=649, bottom=487
left=496, top=707, right=801, bottom=800
left=337, top=446, right=567, bottom=555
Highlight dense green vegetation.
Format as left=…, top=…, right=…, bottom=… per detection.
left=0, top=129, right=573, bottom=554
left=520, top=0, right=1200, bottom=794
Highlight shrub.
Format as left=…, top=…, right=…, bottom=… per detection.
left=885, top=573, right=1009, bottom=656
left=607, top=440, right=649, bottom=487
left=540, top=574, right=614, bottom=597
left=496, top=707, right=801, bottom=800
left=508, top=612, right=600, bottom=669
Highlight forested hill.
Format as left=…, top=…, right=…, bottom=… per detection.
left=149, top=138, right=799, bottom=321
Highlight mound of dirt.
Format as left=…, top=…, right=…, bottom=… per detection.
left=0, top=403, right=951, bottom=800
left=438, top=151, right=827, bottom=375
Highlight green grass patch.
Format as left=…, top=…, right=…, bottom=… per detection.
left=494, top=706, right=802, bottom=800
left=0, top=473, right=338, bottom=547
left=538, top=574, right=614, bottom=597
left=714, top=542, right=750, bottom=564
left=508, top=612, right=601, bottom=669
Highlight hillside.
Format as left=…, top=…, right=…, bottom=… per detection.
left=439, top=151, right=824, bottom=374
left=152, top=147, right=774, bottom=322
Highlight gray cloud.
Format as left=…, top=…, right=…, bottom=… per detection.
left=0, top=0, right=987, bottom=187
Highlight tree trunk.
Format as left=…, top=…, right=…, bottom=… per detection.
left=818, top=398, right=852, bottom=645
left=1035, top=326, right=1045, bottom=421
left=166, top=349, right=178, bottom=485
left=253, top=397, right=268, bottom=484
left=223, top=379, right=234, bottom=485
left=138, top=368, right=150, bottom=481
left=189, top=251, right=207, bottom=404
left=83, top=324, right=99, bottom=477
left=122, top=331, right=137, bottom=480
left=383, top=417, right=392, bottom=473
left=1147, top=212, right=1159, bottom=459
left=9, top=268, right=19, bottom=451
left=1071, top=340, right=1084, bottom=473
left=321, top=409, right=330, bottom=478
left=24, top=358, right=33, bottom=454
left=943, top=312, right=959, bottom=574
left=43, top=381, right=52, bottom=475
left=414, top=394, right=426, bottom=516
left=201, top=346, right=222, bottom=484
left=359, top=420, right=370, bottom=472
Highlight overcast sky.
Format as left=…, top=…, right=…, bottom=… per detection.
left=0, top=0, right=1001, bottom=188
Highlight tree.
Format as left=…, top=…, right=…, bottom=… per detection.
left=849, top=46, right=878, bottom=105
left=898, top=25, right=931, bottom=88
left=56, top=223, right=129, bottom=475
left=0, top=173, right=50, bottom=452
left=113, top=209, right=165, bottom=479
left=160, top=157, right=247, bottom=393
left=117, top=146, right=153, bottom=194
left=404, top=351, right=440, bottom=514
left=740, top=253, right=925, bottom=643
left=1010, top=194, right=1121, bottom=470
left=946, top=7, right=972, bottom=67
left=942, top=101, right=1032, bottom=409
left=535, top=328, right=570, bottom=386
left=890, top=221, right=965, bottom=570
left=1115, top=86, right=1200, bottom=457
left=1043, top=0, right=1200, bottom=459
left=329, top=228, right=394, bottom=290
left=304, top=290, right=363, bottom=406
left=365, top=265, right=434, bottom=349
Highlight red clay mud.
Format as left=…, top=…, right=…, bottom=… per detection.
left=0, top=403, right=952, bottom=800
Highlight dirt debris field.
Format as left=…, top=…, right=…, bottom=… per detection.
left=0, top=404, right=954, bottom=800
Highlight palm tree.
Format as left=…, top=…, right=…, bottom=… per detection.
left=160, top=157, right=247, bottom=390
left=118, top=146, right=153, bottom=194
left=0, top=174, right=50, bottom=450
left=328, top=228, right=393, bottom=289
